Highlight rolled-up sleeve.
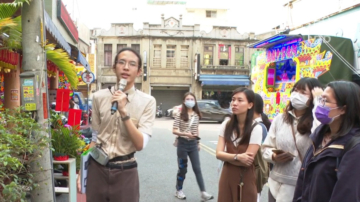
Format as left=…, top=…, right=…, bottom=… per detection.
left=138, top=97, right=156, bottom=136
left=91, top=94, right=101, bottom=142
left=262, top=115, right=279, bottom=164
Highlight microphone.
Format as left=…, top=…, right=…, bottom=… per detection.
left=111, top=79, right=127, bottom=115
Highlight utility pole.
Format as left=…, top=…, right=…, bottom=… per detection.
left=22, top=0, right=55, bottom=201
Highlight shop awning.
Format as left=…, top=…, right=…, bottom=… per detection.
left=247, top=34, right=302, bottom=49
left=44, top=11, right=71, bottom=55
left=76, top=51, right=91, bottom=72
left=199, top=74, right=250, bottom=86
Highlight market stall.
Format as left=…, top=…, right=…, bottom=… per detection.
left=248, top=34, right=356, bottom=119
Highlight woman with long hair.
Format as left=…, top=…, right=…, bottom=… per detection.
left=294, top=81, right=360, bottom=201
left=254, top=93, right=271, bottom=133
left=173, top=92, right=213, bottom=201
left=261, top=77, right=322, bottom=202
left=216, top=87, right=264, bottom=202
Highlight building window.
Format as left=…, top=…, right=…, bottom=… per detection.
left=206, top=10, right=217, bottom=18
left=166, top=45, right=176, bottom=68
left=235, top=46, right=244, bottom=66
left=203, top=45, right=213, bottom=66
left=104, top=44, right=112, bottom=66
left=117, top=44, right=127, bottom=53
left=180, top=45, right=189, bottom=68
left=219, top=45, right=230, bottom=65
left=131, top=44, right=140, bottom=54
left=153, top=45, right=161, bottom=68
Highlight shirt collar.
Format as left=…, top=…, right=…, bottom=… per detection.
left=125, top=86, right=136, bottom=103
left=111, top=85, right=136, bottom=103
left=254, top=117, right=262, bottom=123
left=288, top=110, right=300, bottom=120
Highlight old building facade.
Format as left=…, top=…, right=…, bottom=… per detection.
left=92, top=15, right=273, bottom=111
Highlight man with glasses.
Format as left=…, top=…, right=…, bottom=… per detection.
left=78, top=47, right=156, bottom=202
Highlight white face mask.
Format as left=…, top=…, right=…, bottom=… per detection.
left=185, top=100, right=195, bottom=108
left=290, top=92, right=309, bottom=110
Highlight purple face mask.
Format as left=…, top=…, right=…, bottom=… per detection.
left=315, top=105, right=339, bottom=124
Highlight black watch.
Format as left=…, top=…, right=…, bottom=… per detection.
left=121, top=114, right=130, bottom=121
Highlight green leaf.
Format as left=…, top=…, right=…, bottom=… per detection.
left=46, top=44, right=79, bottom=89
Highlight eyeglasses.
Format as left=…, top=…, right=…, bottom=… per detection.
left=116, top=60, right=138, bottom=68
left=318, top=97, right=337, bottom=107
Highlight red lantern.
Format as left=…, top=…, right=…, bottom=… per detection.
left=6, top=50, right=10, bottom=63
left=10, top=52, right=13, bottom=65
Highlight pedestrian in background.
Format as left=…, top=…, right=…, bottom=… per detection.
left=172, top=92, right=213, bottom=201
left=216, top=87, right=264, bottom=202
left=254, top=93, right=271, bottom=140
left=261, top=77, right=322, bottom=202
left=293, top=81, right=360, bottom=202
left=254, top=93, right=271, bottom=202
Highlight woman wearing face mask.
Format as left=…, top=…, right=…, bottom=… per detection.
left=261, top=77, right=322, bottom=202
left=293, top=81, right=360, bottom=202
left=173, top=92, right=214, bottom=201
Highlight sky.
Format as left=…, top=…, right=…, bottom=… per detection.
left=61, top=0, right=288, bottom=34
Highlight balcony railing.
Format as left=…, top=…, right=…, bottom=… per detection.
left=153, top=58, right=161, bottom=68
left=180, top=58, right=188, bottom=68
left=166, top=57, right=176, bottom=68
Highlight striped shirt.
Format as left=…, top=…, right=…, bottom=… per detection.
left=173, top=112, right=199, bottom=136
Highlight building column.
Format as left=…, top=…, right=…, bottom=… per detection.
left=49, top=71, right=59, bottom=89
left=4, top=65, right=21, bottom=109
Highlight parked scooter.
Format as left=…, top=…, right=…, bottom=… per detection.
left=156, top=103, right=163, bottom=118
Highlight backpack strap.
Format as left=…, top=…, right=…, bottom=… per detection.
left=336, top=134, right=360, bottom=170
left=254, top=120, right=268, bottom=142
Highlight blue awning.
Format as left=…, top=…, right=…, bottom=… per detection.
left=76, top=51, right=91, bottom=72
left=44, top=11, right=71, bottom=55
left=199, top=74, right=250, bottom=86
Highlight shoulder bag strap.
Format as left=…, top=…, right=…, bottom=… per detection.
left=291, top=124, right=303, bottom=163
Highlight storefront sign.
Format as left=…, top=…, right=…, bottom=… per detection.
left=10, top=89, right=18, bottom=102
left=25, top=103, right=36, bottom=111
left=266, top=42, right=298, bottom=63
left=57, top=0, right=78, bottom=42
left=88, top=54, right=95, bottom=73
left=81, top=72, right=95, bottom=84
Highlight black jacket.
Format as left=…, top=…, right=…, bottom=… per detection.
left=293, top=124, right=360, bottom=202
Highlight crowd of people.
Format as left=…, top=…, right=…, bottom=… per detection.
left=76, top=47, right=360, bottom=202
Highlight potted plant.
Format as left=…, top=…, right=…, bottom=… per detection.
left=0, top=106, right=50, bottom=201
left=50, top=111, right=85, bottom=173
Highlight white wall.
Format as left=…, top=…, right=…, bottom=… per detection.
left=291, top=6, right=360, bottom=70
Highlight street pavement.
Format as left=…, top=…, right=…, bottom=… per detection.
left=56, top=118, right=269, bottom=202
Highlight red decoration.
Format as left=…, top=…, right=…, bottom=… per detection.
left=276, top=91, right=280, bottom=105
left=68, top=109, right=82, bottom=129
left=55, top=89, right=70, bottom=112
